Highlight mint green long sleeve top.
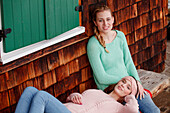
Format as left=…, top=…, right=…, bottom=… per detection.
left=87, top=30, right=140, bottom=90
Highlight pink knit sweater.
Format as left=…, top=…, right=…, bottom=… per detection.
left=64, top=89, right=138, bottom=113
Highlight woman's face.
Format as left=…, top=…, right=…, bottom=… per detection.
left=114, top=79, right=132, bottom=97
left=94, top=10, right=114, bottom=34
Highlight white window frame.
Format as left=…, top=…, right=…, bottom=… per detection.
left=0, top=6, right=85, bottom=65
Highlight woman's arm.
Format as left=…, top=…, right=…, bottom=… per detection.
left=87, top=38, right=119, bottom=85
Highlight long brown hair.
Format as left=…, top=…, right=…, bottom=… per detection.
left=104, top=83, right=117, bottom=94
left=92, top=5, right=112, bottom=53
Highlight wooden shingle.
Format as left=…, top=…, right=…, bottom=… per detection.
left=0, top=91, right=10, bottom=110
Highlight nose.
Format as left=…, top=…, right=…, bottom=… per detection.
left=103, top=20, right=108, bottom=25
left=121, top=84, right=125, bottom=88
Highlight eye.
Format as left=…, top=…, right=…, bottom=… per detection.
left=98, top=19, right=103, bottom=22
left=107, top=18, right=111, bottom=21
left=127, top=85, right=131, bottom=90
left=122, top=79, right=126, bottom=83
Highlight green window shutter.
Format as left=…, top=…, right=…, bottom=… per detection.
left=45, top=0, right=79, bottom=39
left=1, top=0, right=45, bottom=53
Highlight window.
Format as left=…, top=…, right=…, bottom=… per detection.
left=0, top=0, right=85, bottom=64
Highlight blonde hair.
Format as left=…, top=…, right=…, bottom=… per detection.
left=92, top=5, right=112, bottom=53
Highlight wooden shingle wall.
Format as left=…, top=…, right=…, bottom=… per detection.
left=109, top=0, right=168, bottom=72
left=0, top=0, right=168, bottom=112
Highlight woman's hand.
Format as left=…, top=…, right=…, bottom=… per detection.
left=66, top=93, right=83, bottom=105
left=136, top=81, right=147, bottom=100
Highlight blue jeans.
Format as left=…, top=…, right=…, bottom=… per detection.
left=137, top=93, right=160, bottom=113
left=15, top=87, right=71, bottom=113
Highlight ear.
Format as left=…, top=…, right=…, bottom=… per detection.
left=93, top=20, right=97, bottom=26
left=111, top=16, right=114, bottom=24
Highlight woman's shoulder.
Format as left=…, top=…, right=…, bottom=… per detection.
left=88, top=36, right=98, bottom=44
left=114, top=30, right=127, bottom=42
left=87, top=36, right=101, bottom=48
left=115, top=30, right=125, bottom=38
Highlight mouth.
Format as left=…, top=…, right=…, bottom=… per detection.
left=118, top=86, right=123, bottom=91
left=103, top=26, right=109, bottom=30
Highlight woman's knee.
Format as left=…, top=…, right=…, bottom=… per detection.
left=24, top=86, right=38, bottom=94
left=152, top=106, right=160, bottom=113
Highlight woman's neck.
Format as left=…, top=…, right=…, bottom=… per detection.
left=108, top=91, right=120, bottom=101
left=100, top=30, right=116, bottom=43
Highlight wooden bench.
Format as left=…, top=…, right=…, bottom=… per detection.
left=137, top=69, right=170, bottom=98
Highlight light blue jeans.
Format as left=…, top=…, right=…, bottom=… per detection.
left=15, top=86, right=71, bottom=113
left=137, top=93, right=160, bottom=113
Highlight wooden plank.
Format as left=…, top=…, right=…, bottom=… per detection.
left=150, top=0, right=159, bottom=10
left=33, top=76, right=44, bottom=90
left=126, top=32, right=135, bottom=45
left=141, top=13, right=150, bottom=27
left=143, top=26, right=148, bottom=38
left=137, top=69, right=169, bottom=97
left=12, top=0, right=23, bottom=50
left=82, top=0, right=90, bottom=35
left=129, top=44, right=137, bottom=55
left=6, top=64, right=29, bottom=89
left=119, top=22, right=127, bottom=35
left=8, top=85, right=23, bottom=106
left=134, top=28, right=143, bottom=41
left=61, top=40, right=88, bottom=64
left=129, top=0, right=136, bottom=5
left=81, top=66, right=92, bottom=82
left=133, top=16, right=142, bottom=30
left=43, top=70, right=56, bottom=89
left=68, top=59, right=79, bottom=74
left=33, top=56, right=49, bottom=77
left=55, top=64, right=69, bottom=82
left=44, top=85, right=54, bottom=96
left=122, top=6, right=130, bottom=22
left=126, top=19, right=134, bottom=34
left=137, top=51, right=143, bottom=65
left=30, top=0, right=43, bottom=43
left=117, top=10, right=123, bottom=24
left=27, top=62, right=35, bottom=79
left=0, top=91, right=10, bottom=110
left=112, top=12, right=119, bottom=26
left=54, top=80, right=66, bottom=97
left=152, top=21, right=160, bottom=33
left=130, top=3, right=138, bottom=18
left=162, top=27, right=167, bottom=39
left=79, top=83, right=86, bottom=93
left=107, top=0, right=114, bottom=12
left=64, top=74, right=77, bottom=90
left=78, top=54, right=90, bottom=69
left=160, top=19, right=164, bottom=30
left=0, top=73, right=7, bottom=92
left=124, top=0, right=130, bottom=7
left=85, top=78, right=97, bottom=89
left=0, top=107, right=11, bottom=113
left=118, top=0, right=125, bottom=10
left=21, top=0, right=32, bottom=46
left=47, top=51, right=60, bottom=71
left=22, top=80, right=34, bottom=90
left=146, top=24, right=152, bottom=36
left=73, top=72, right=82, bottom=86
